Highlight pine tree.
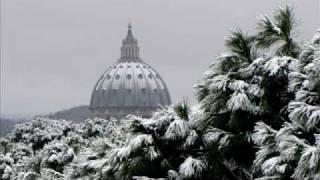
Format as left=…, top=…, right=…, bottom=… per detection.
left=253, top=31, right=320, bottom=179
left=0, top=154, right=14, bottom=180
left=256, top=5, right=300, bottom=58
left=79, top=104, right=209, bottom=180
left=194, top=6, right=298, bottom=179
left=0, top=117, right=131, bottom=179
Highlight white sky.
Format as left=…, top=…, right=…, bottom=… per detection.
left=1, top=0, right=319, bottom=117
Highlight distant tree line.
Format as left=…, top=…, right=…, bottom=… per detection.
left=0, top=118, right=26, bottom=137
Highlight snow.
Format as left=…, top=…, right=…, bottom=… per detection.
left=292, top=145, right=320, bottom=179
left=253, top=122, right=276, bottom=146
left=179, top=157, right=206, bottom=179
left=0, top=154, right=13, bottom=180
left=0, top=117, right=133, bottom=179
left=167, top=170, right=180, bottom=179
left=146, top=146, right=161, bottom=161
left=183, top=130, right=199, bottom=148
left=277, top=136, right=300, bottom=161
left=164, top=119, right=190, bottom=140
left=263, top=56, right=296, bottom=77
left=261, top=157, right=283, bottom=175
left=228, top=80, right=249, bottom=91
left=227, top=91, right=255, bottom=112
left=308, top=109, right=320, bottom=129
left=248, top=84, right=264, bottom=97
left=208, top=74, right=229, bottom=91
left=203, top=127, right=232, bottom=150
left=289, top=102, right=320, bottom=131
left=129, top=134, right=154, bottom=151
left=111, top=134, right=154, bottom=162
left=241, top=57, right=266, bottom=76
left=312, top=29, right=320, bottom=44
left=132, top=176, right=166, bottom=180
left=288, top=71, right=307, bottom=91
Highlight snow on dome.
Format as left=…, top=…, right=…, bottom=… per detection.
left=90, top=24, right=171, bottom=118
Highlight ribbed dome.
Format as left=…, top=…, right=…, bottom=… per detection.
left=90, top=24, right=171, bottom=117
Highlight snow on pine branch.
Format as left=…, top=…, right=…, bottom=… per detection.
left=179, top=157, right=206, bottom=179
left=110, top=134, right=154, bottom=163
left=253, top=122, right=277, bottom=146
left=263, top=56, right=297, bottom=77
left=164, top=119, right=190, bottom=141
left=203, top=127, right=233, bottom=150
left=183, top=130, right=199, bottom=149
left=240, top=57, right=267, bottom=77
left=145, top=146, right=162, bottom=161
left=288, top=71, right=307, bottom=92
left=227, top=91, right=256, bottom=112
left=292, top=144, right=320, bottom=179
left=208, top=74, right=229, bottom=91
left=288, top=102, right=320, bottom=131
left=0, top=154, right=13, bottom=180
left=212, top=52, right=242, bottom=73
left=228, top=80, right=249, bottom=91
left=312, top=30, right=320, bottom=44
left=254, top=120, right=320, bottom=179
left=258, top=15, right=282, bottom=35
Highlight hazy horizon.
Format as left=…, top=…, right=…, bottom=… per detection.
left=1, top=0, right=319, bottom=117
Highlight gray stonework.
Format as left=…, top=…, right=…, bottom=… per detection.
left=90, top=24, right=171, bottom=118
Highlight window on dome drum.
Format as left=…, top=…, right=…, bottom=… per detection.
left=148, top=74, right=153, bottom=78
left=113, top=66, right=117, bottom=68
left=136, top=65, right=139, bottom=68
left=127, top=74, right=132, bottom=79
left=143, top=65, right=146, bottom=68
left=138, top=74, right=143, bottom=79
left=120, top=65, right=123, bottom=68
left=127, top=65, right=131, bottom=68
left=106, top=74, right=111, bottom=79
left=156, top=74, right=160, bottom=78
left=127, top=89, right=132, bottom=93
left=116, top=74, right=120, bottom=79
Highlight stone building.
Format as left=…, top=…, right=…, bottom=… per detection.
left=89, top=24, right=171, bottom=118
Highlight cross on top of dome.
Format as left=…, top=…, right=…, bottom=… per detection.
left=124, top=22, right=136, bottom=43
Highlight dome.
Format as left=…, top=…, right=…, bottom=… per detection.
left=90, top=24, right=171, bottom=118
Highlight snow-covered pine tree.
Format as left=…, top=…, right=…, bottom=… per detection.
left=0, top=154, right=14, bottom=180
left=253, top=30, right=320, bottom=179
left=0, top=117, right=131, bottom=179
left=255, top=6, right=300, bottom=58
left=68, top=118, right=131, bottom=179
left=194, top=6, right=298, bottom=179
left=81, top=103, right=209, bottom=180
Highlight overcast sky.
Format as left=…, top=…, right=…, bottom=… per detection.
left=1, top=0, right=319, bottom=117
